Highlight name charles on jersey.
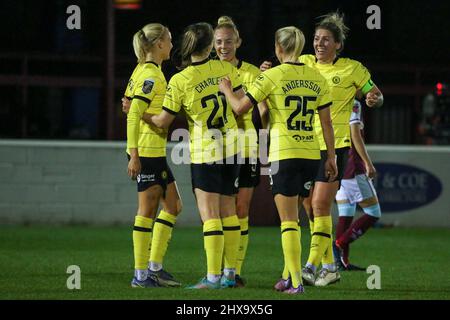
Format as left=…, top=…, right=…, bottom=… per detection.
left=194, top=76, right=223, bottom=93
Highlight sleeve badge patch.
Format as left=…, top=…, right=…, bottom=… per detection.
left=142, top=79, right=155, bottom=94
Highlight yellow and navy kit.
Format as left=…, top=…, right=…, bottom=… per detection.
left=235, top=60, right=260, bottom=159
left=162, top=58, right=242, bottom=164
left=299, top=54, right=373, bottom=150
left=126, top=61, right=168, bottom=157
left=246, top=62, right=332, bottom=162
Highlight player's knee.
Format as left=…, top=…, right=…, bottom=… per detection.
left=162, top=200, right=181, bottom=217
left=311, top=200, right=331, bottom=216
left=236, top=200, right=250, bottom=217
left=362, top=203, right=381, bottom=218
left=137, top=204, right=158, bottom=218
left=337, top=202, right=356, bottom=217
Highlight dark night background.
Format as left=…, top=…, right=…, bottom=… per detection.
left=0, top=0, right=449, bottom=144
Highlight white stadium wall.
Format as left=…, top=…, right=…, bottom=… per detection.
left=0, top=140, right=448, bottom=227
left=0, top=140, right=199, bottom=226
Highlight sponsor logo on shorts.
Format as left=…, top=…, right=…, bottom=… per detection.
left=161, top=170, right=168, bottom=180
left=137, top=174, right=155, bottom=183
left=304, top=181, right=312, bottom=190
left=235, top=177, right=239, bottom=188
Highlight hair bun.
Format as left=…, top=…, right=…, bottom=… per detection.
left=217, top=16, right=235, bottom=26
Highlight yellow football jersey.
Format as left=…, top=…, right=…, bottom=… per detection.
left=162, top=58, right=242, bottom=164
left=246, top=62, right=332, bottom=162
left=236, top=60, right=260, bottom=159
left=299, top=54, right=372, bottom=150
left=126, top=61, right=168, bottom=157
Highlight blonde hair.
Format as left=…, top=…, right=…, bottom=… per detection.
left=316, top=12, right=349, bottom=53
left=215, top=16, right=241, bottom=43
left=132, top=23, right=168, bottom=64
left=178, top=22, right=214, bottom=69
left=275, top=26, right=305, bottom=59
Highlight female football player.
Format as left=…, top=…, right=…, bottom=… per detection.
left=262, top=12, right=383, bottom=287
left=214, top=16, right=266, bottom=287
left=148, top=22, right=245, bottom=289
left=334, top=98, right=381, bottom=270
left=220, top=26, right=337, bottom=294
left=125, top=23, right=183, bottom=288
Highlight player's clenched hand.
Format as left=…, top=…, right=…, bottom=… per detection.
left=127, top=157, right=141, bottom=180
left=219, top=76, right=232, bottom=94
left=259, top=61, right=272, bottom=72
left=324, top=157, right=338, bottom=182
left=365, top=92, right=380, bottom=108
left=365, top=162, right=377, bottom=179
left=122, top=97, right=131, bottom=114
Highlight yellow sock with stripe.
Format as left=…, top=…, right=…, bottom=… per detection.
left=281, top=221, right=302, bottom=288
left=236, top=217, right=249, bottom=275
left=322, top=233, right=335, bottom=266
left=309, top=216, right=334, bottom=268
left=307, top=215, right=332, bottom=268
left=149, top=210, right=177, bottom=269
left=309, top=219, right=314, bottom=236
left=133, top=215, right=154, bottom=270
left=222, top=215, right=240, bottom=272
left=281, top=220, right=300, bottom=280
left=203, top=219, right=224, bottom=276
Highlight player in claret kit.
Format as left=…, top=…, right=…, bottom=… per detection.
left=334, top=99, right=382, bottom=271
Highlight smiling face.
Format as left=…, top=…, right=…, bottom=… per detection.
left=214, top=27, right=240, bottom=63
left=313, top=28, right=341, bottom=63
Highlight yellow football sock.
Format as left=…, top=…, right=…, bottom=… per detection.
left=222, top=215, right=240, bottom=270
left=307, top=215, right=332, bottom=268
left=322, top=234, right=335, bottom=265
left=281, top=255, right=289, bottom=280
left=133, top=215, right=154, bottom=270
left=281, top=221, right=302, bottom=288
left=281, top=220, right=301, bottom=280
left=236, top=217, right=249, bottom=275
left=309, top=219, right=314, bottom=236
left=149, top=210, right=177, bottom=265
left=203, top=218, right=224, bottom=276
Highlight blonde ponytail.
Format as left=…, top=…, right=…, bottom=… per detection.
left=132, top=23, right=167, bottom=64
left=275, top=26, right=305, bottom=59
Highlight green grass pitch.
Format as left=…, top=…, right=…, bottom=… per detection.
left=1, top=225, right=449, bottom=300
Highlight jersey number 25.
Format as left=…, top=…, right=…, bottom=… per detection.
left=285, top=95, right=315, bottom=131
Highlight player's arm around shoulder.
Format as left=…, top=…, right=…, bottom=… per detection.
left=219, top=76, right=251, bottom=116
